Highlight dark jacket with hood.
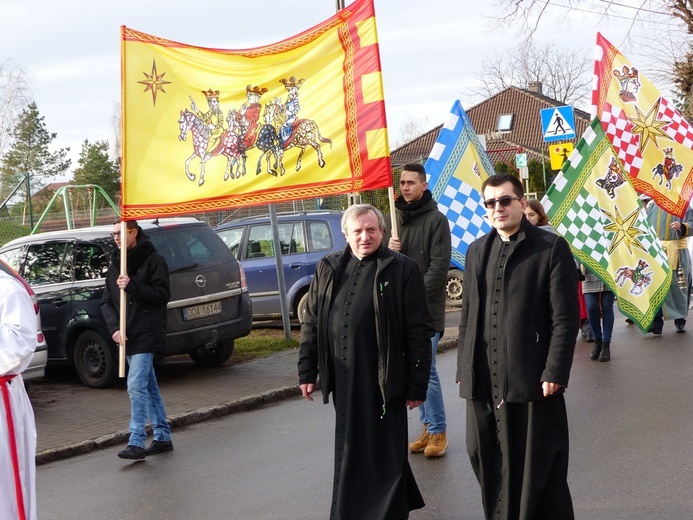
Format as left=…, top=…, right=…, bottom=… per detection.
left=385, top=190, right=451, bottom=332
left=297, top=244, right=434, bottom=407
left=456, top=218, right=579, bottom=403
left=101, top=228, right=170, bottom=355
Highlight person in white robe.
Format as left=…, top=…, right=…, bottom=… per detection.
left=0, top=270, right=38, bottom=520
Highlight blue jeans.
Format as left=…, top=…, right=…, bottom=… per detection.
left=419, top=333, right=446, bottom=434
left=584, top=291, right=615, bottom=343
left=126, top=353, right=172, bottom=448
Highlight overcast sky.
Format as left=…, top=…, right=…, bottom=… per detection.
left=1, top=0, right=639, bottom=174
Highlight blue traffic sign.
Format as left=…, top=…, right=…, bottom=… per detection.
left=541, top=106, right=576, bottom=142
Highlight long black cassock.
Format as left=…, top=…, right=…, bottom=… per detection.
left=327, top=254, right=424, bottom=520
left=466, top=236, right=574, bottom=520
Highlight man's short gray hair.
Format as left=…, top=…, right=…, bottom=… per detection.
left=341, top=204, right=386, bottom=235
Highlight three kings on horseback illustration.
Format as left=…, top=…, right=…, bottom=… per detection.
left=178, top=77, right=332, bottom=186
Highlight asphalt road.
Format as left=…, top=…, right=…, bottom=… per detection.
left=36, top=314, right=693, bottom=519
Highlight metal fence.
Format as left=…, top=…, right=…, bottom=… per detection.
left=0, top=185, right=401, bottom=248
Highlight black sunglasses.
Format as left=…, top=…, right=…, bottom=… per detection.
left=483, top=196, right=522, bottom=209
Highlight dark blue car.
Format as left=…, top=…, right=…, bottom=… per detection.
left=215, top=211, right=346, bottom=322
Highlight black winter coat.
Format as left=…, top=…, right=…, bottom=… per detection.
left=456, top=219, right=579, bottom=403
left=101, top=232, right=170, bottom=355
left=385, top=190, right=451, bottom=332
left=298, top=244, right=434, bottom=406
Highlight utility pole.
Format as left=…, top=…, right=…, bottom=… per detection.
left=25, top=173, right=34, bottom=230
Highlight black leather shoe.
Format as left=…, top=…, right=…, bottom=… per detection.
left=143, top=440, right=174, bottom=456
left=590, top=341, right=602, bottom=360
left=676, top=323, right=686, bottom=333
left=118, top=445, right=146, bottom=460
left=598, top=343, right=611, bottom=362
left=648, top=326, right=663, bottom=335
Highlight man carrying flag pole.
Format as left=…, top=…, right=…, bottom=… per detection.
left=396, top=100, right=496, bottom=460
left=386, top=163, right=452, bottom=459
left=101, top=220, right=173, bottom=460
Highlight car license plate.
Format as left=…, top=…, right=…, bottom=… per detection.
left=183, top=301, right=222, bottom=321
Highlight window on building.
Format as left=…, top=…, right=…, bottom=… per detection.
left=497, top=113, right=514, bottom=132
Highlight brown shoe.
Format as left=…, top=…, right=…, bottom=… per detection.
left=408, top=425, right=430, bottom=453
left=424, top=432, right=448, bottom=458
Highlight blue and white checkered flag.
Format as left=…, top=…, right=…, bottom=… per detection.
left=425, top=100, right=495, bottom=269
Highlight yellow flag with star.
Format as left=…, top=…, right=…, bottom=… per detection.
left=543, top=118, right=671, bottom=331
left=120, top=0, right=391, bottom=219
left=593, top=32, right=693, bottom=218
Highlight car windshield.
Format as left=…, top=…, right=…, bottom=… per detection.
left=147, top=224, right=233, bottom=271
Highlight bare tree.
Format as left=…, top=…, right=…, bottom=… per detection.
left=470, top=42, right=592, bottom=108
left=111, top=101, right=121, bottom=160
left=489, top=1, right=693, bottom=116
left=489, top=1, right=682, bottom=41
left=0, top=59, right=35, bottom=156
left=392, top=114, right=430, bottom=149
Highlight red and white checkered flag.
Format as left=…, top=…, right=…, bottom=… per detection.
left=593, top=32, right=693, bottom=218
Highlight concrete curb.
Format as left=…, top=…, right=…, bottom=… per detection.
left=36, top=386, right=303, bottom=465
left=439, top=337, right=457, bottom=353
left=36, top=337, right=459, bottom=465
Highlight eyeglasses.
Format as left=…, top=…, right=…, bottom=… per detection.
left=111, top=230, right=134, bottom=238
left=483, top=196, right=522, bottom=209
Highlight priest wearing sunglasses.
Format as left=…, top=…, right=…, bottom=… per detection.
left=456, top=173, right=579, bottom=520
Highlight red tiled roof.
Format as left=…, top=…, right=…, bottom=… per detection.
left=390, top=125, right=441, bottom=168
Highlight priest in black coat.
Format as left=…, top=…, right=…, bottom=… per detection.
left=298, top=203, right=434, bottom=519
left=457, top=173, right=579, bottom=519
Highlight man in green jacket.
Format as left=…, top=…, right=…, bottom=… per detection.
left=387, top=163, right=452, bottom=458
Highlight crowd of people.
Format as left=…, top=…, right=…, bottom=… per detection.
left=298, top=168, right=690, bottom=520
left=4, top=164, right=689, bottom=520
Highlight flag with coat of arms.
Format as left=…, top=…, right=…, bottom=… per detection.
left=424, top=100, right=494, bottom=269
left=542, top=117, right=672, bottom=331
left=593, top=32, right=693, bottom=218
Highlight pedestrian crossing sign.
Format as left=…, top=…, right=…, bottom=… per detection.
left=541, top=106, right=575, bottom=142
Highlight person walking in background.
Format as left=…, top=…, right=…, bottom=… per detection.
left=298, top=204, right=433, bottom=519
left=582, top=266, right=616, bottom=361
left=387, top=163, right=452, bottom=458
left=458, top=173, right=579, bottom=519
left=643, top=194, right=693, bottom=334
left=101, top=220, right=174, bottom=460
left=525, top=199, right=594, bottom=342
left=524, top=198, right=557, bottom=234
left=0, top=270, right=38, bottom=520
